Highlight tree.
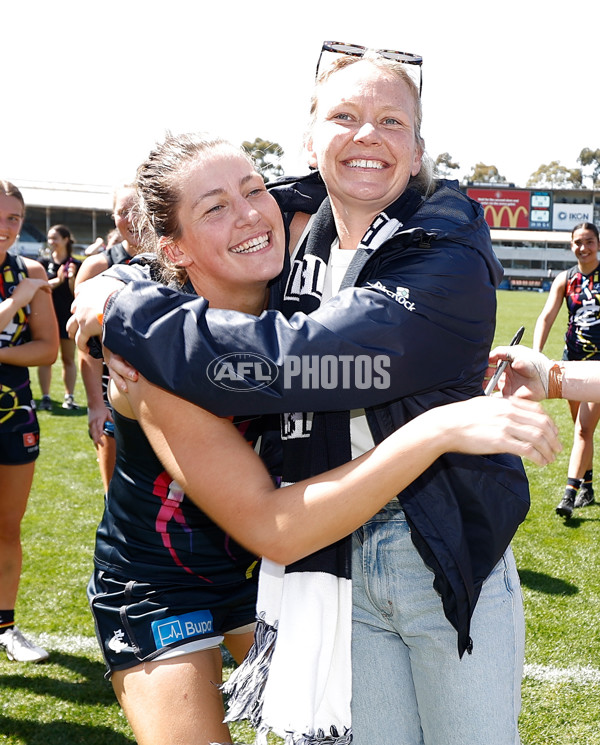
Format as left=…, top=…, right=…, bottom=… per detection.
left=578, top=147, right=600, bottom=188
left=434, top=152, right=460, bottom=179
left=463, top=163, right=507, bottom=185
left=527, top=161, right=582, bottom=189
left=242, top=138, right=284, bottom=182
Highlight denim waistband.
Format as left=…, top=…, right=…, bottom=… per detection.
left=370, top=497, right=406, bottom=522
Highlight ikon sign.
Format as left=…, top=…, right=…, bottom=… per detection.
left=552, top=203, right=594, bottom=232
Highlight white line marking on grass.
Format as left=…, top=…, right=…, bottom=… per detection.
left=524, top=663, right=600, bottom=684
left=29, top=635, right=600, bottom=686
left=34, top=633, right=100, bottom=655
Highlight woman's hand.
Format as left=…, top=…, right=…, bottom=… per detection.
left=66, top=261, right=77, bottom=280
left=104, top=349, right=139, bottom=392
left=429, top=394, right=561, bottom=466
left=0, top=277, right=52, bottom=338
left=486, top=345, right=553, bottom=400
left=1, top=259, right=59, bottom=366
left=88, top=403, right=113, bottom=446
left=9, top=277, right=52, bottom=308
left=67, top=275, right=124, bottom=350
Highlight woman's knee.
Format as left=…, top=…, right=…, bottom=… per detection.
left=112, top=651, right=230, bottom=745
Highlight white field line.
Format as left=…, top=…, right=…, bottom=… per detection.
left=34, top=632, right=100, bottom=655
left=524, top=662, right=600, bottom=685
left=30, top=633, right=600, bottom=685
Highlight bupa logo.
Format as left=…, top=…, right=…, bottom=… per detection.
left=207, top=352, right=279, bottom=391
left=154, top=619, right=185, bottom=647
left=152, top=609, right=214, bottom=650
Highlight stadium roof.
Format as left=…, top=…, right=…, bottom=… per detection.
left=9, top=179, right=113, bottom=211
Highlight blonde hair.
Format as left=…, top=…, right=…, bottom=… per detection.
left=307, top=53, right=435, bottom=196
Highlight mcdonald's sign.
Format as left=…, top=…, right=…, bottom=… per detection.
left=467, top=189, right=531, bottom=229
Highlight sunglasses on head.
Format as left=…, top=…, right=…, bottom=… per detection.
left=316, top=41, right=423, bottom=96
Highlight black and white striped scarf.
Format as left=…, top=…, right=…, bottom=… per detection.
left=222, top=190, right=423, bottom=745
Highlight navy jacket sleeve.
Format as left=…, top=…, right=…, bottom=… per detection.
left=103, top=231, right=497, bottom=417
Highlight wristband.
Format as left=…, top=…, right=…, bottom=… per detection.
left=96, top=312, right=104, bottom=328
left=547, top=362, right=564, bottom=399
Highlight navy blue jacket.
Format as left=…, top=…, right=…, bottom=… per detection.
left=103, top=174, right=529, bottom=656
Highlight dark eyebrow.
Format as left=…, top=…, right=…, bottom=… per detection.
left=191, top=174, right=258, bottom=211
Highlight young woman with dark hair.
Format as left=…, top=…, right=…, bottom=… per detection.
left=38, top=223, right=81, bottom=410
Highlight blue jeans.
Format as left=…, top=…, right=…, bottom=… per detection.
left=351, top=501, right=524, bottom=745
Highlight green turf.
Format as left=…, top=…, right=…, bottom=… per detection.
left=1, top=290, right=599, bottom=744
left=494, top=291, right=600, bottom=743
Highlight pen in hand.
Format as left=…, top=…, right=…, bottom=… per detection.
left=484, top=326, right=525, bottom=396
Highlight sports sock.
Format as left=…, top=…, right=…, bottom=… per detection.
left=583, top=470, right=593, bottom=492
left=0, top=610, right=15, bottom=634
left=564, top=477, right=582, bottom=500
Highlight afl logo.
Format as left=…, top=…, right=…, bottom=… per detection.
left=207, top=353, right=279, bottom=391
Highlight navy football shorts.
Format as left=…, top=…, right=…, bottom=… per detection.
left=88, top=570, right=257, bottom=677
left=0, top=427, right=40, bottom=465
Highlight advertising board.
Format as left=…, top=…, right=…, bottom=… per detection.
left=467, top=189, right=530, bottom=228
left=552, top=204, right=594, bottom=232
left=467, top=188, right=553, bottom=229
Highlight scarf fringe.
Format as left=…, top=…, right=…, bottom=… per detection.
left=222, top=615, right=277, bottom=727
left=223, top=615, right=352, bottom=745
left=252, top=722, right=352, bottom=745
left=282, top=726, right=353, bottom=745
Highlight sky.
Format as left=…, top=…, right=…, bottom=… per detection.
left=5, top=0, right=598, bottom=191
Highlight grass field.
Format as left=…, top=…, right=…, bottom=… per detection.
left=1, top=290, right=599, bottom=744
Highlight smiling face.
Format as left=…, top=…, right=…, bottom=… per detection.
left=168, top=146, right=285, bottom=311
left=307, top=59, right=423, bottom=221
left=47, top=227, right=69, bottom=257
left=0, top=193, right=24, bottom=258
left=112, top=186, right=139, bottom=248
left=571, top=226, right=600, bottom=271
